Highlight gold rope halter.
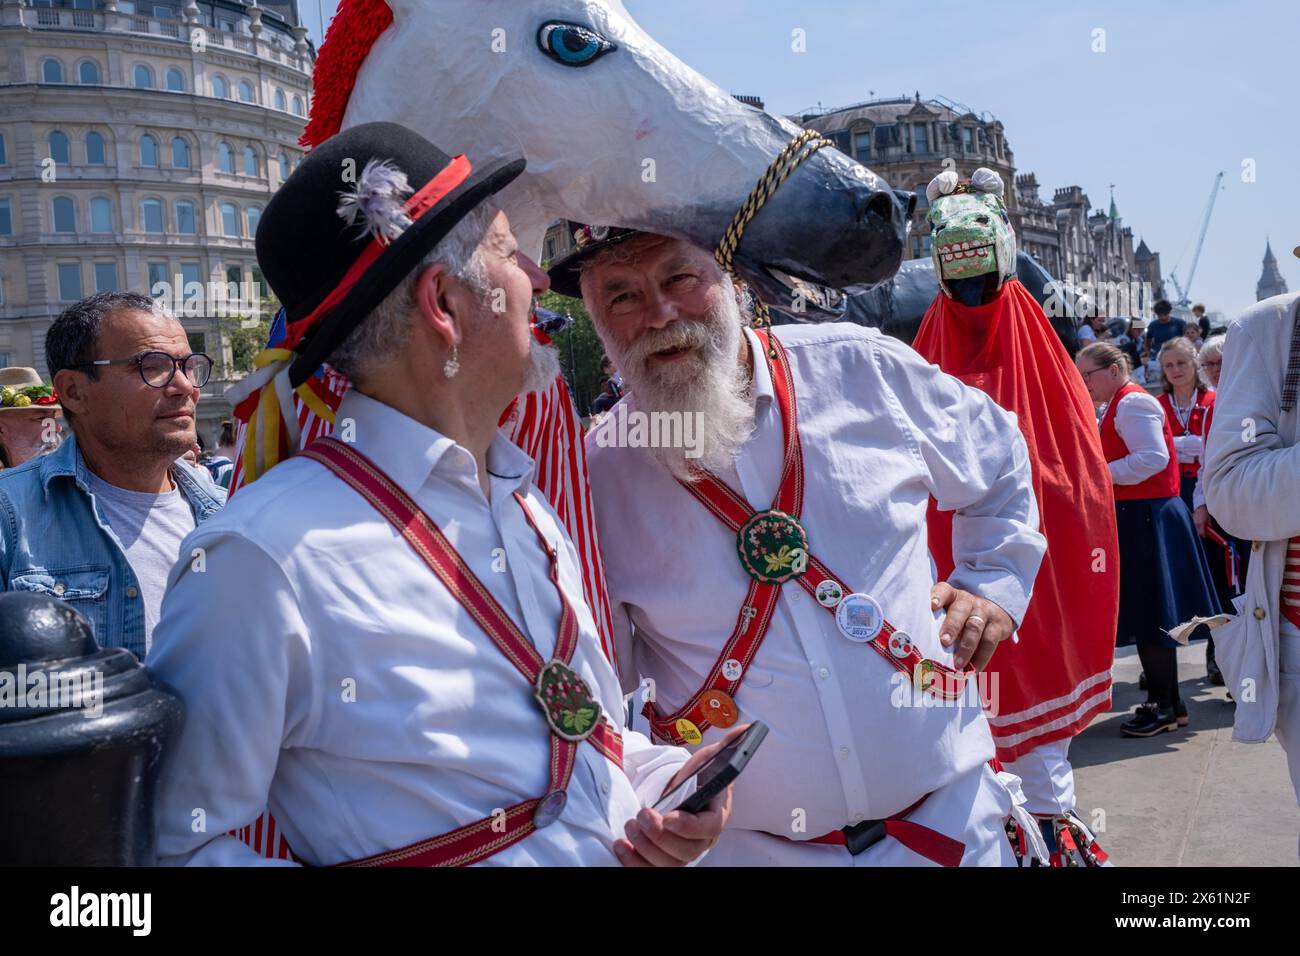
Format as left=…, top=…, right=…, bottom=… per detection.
left=713, top=128, right=834, bottom=359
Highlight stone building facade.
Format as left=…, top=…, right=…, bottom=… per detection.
left=798, top=94, right=1161, bottom=316
left=0, top=0, right=313, bottom=443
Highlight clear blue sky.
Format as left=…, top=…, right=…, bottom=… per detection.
left=305, top=0, right=1298, bottom=320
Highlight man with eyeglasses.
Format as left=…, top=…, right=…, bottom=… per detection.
left=0, top=291, right=225, bottom=659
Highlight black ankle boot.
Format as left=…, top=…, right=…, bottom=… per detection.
left=1206, top=639, right=1225, bottom=686
left=1121, top=702, right=1179, bottom=737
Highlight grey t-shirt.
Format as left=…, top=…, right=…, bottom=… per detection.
left=84, top=470, right=197, bottom=653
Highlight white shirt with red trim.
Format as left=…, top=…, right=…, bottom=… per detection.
left=148, top=390, right=690, bottom=866
left=587, top=323, right=1045, bottom=861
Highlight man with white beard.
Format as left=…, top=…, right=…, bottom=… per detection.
left=148, top=126, right=736, bottom=867
left=549, top=226, right=1048, bottom=866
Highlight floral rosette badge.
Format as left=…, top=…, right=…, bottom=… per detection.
left=736, top=509, right=809, bottom=584
left=534, top=660, right=599, bottom=741
left=0, top=383, right=58, bottom=408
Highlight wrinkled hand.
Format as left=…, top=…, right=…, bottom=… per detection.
left=613, top=724, right=745, bottom=867
left=1193, top=505, right=1210, bottom=538
left=930, top=582, right=1016, bottom=672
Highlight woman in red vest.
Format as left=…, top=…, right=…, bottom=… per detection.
left=1157, top=337, right=1230, bottom=685
left=1076, top=343, right=1223, bottom=737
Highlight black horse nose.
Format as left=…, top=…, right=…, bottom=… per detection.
left=863, top=190, right=911, bottom=226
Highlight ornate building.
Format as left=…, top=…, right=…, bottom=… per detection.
left=799, top=94, right=1159, bottom=315
left=0, top=0, right=313, bottom=442
left=1257, top=239, right=1289, bottom=301
left=797, top=94, right=1016, bottom=263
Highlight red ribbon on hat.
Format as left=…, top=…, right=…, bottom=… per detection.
left=280, top=154, right=473, bottom=351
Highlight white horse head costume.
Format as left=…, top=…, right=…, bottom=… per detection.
left=307, top=0, right=912, bottom=315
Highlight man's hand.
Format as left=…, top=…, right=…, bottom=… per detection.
left=612, top=724, right=744, bottom=867
left=1193, top=505, right=1210, bottom=538
left=930, top=582, right=1016, bottom=671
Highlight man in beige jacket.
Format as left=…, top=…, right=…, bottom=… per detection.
left=1202, top=271, right=1300, bottom=855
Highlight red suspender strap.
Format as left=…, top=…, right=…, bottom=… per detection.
left=298, top=437, right=621, bottom=867
left=643, top=333, right=971, bottom=746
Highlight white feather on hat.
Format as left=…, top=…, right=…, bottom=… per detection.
left=335, top=159, right=415, bottom=244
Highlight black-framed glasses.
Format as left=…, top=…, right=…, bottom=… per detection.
left=1079, top=365, right=1111, bottom=381
left=75, top=351, right=212, bottom=389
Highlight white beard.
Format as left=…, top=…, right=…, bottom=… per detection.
left=521, top=335, right=562, bottom=396
left=607, top=287, right=755, bottom=481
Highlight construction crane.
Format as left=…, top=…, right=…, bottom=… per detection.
left=1167, top=171, right=1225, bottom=307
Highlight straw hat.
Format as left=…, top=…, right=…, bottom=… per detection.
left=0, top=367, right=60, bottom=412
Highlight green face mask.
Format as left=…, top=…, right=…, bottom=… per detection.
left=926, top=167, right=1017, bottom=298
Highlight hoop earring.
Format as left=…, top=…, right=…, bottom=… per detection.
left=443, top=343, right=460, bottom=379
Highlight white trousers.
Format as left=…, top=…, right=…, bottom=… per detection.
left=1003, top=738, right=1076, bottom=815
left=699, top=762, right=1016, bottom=867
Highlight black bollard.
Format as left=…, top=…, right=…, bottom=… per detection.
left=0, top=591, right=183, bottom=865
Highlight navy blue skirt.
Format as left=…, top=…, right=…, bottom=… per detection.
left=1116, top=495, right=1224, bottom=648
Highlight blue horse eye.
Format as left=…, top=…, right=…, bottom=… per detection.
left=537, top=22, right=616, bottom=67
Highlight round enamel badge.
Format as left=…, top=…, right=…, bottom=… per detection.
left=815, top=579, right=844, bottom=608
left=835, top=593, right=884, bottom=643
left=534, top=660, right=599, bottom=742
left=699, top=689, right=739, bottom=728
left=737, top=509, right=809, bottom=584
left=721, top=658, right=743, bottom=682
left=888, top=630, right=914, bottom=659
left=675, top=718, right=703, bottom=745
left=533, top=789, right=567, bottom=829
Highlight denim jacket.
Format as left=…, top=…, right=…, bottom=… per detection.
left=0, top=433, right=225, bottom=658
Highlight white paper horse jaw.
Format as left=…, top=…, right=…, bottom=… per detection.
left=342, top=0, right=909, bottom=307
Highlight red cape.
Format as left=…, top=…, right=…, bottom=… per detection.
left=913, top=279, right=1118, bottom=762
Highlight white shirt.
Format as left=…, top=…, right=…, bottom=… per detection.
left=586, top=324, right=1045, bottom=843
left=1106, top=390, right=1171, bottom=485
left=147, top=390, right=689, bottom=866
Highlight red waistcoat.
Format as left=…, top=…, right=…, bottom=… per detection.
left=1157, top=389, right=1216, bottom=478
left=1100, top=383, right=1180, bottom=500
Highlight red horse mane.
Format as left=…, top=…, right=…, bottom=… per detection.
left=300, top=0, right=394, bottom=149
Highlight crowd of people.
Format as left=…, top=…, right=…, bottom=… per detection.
left=1, top=121, right=1297, bottom=866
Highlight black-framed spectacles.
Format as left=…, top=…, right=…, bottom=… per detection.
left=1079, top=366, right=1111, bottom=381
left=74, top=351, right=213, bottom=389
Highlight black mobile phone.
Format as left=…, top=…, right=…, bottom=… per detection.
left=653, top=721, right=768, bottom=814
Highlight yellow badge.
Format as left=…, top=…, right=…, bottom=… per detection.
left=675, top=718, right=703, bottom=745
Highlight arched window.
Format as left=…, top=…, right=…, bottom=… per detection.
left=85, top=131, right=106, bottom=165
left=291, top=94, right=304, bottom=116
left=140, top=134, right=158, bottom=167
left=51, top=196, right=77, bottom=233
left=274, top=88, right=286, bottom=111
left=78, top=61, right=100, bottom=85
left=165, top=68, right=185, bottom=92
left=133, top=64, right=154, bottom=89
left=141, top=198, right=165, bottom=234
left=47, top=130, right=71, bottom=165
left=174, top=200, right=197, bottom=235
left=238, top=80, right=255, bottom=103
left=246, top=205, right=262, bottom=237
left=242, top=145, right=258, bottom=177
left=279, top=152, right=290, bottom=180
left=218, top=142, right=234, bottom=174
left=220, top=202, right=239, bottom=237
left=90, top=197, right=114, bottom=234
left=212, top=75, right=228, bottom=98
left=41, top=59, right=64, bottom=84
left=171, top=137, right=190, bottom=169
